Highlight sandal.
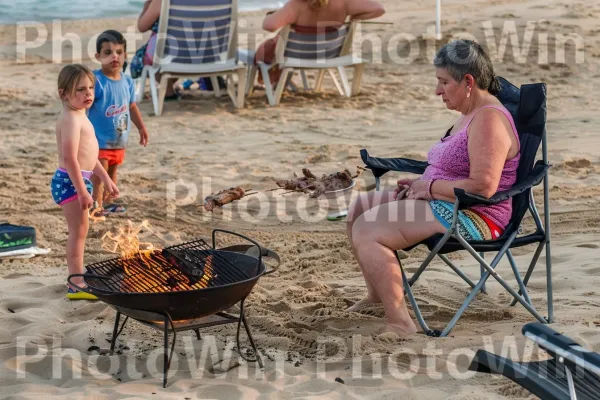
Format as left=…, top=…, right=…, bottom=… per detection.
left=103, top=204, right=126, bottom=214
left=66, top=287, right=98, bottom=301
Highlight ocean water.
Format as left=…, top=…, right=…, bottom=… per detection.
left=0, top=0, right=283, bottom=24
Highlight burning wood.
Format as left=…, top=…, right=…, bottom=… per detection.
left=276, top=168, right=354, bottom=198
left=203, top=186, right=246, bottom=212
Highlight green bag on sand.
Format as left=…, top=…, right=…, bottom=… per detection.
left=0, top=223, right=36, bottom=253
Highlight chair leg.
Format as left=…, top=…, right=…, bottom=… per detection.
left=226, top=74, right=236, bottom=107
left=506, top=250, right=532, bottom=305
left=137, top=67, right=148, bottom=103
left=351, top=63, right=365, bottom=96
left=315, top=70, right=326, bottom=92
left=479, top=252, right=487, bottom=294
left=437, top=254, right=477, bottom=289
left=247, top=65, right=258, bottom=96
left=285, top=72, right=299, bottom=92
left=259, top=63, right=276, bottom=106
left=301, top=71, right=310, bottom=90
left=148, top=68, right=160, bottom=116
left=156, top=73, right=169, bottom=117
left=328, top=68, right=345, bottom=96
left=510, top=242, right=545, bottom=306
left=273, top=68, right=292, bottom=106
left=211, top=76, right=222, bottom=97
left=236, top=68, right=246, bottom=109
left=336, top=66, right=351, bottom=97
left=400, top=264, right=432, bottom=335
left=454, top=236, right=548, bottom=326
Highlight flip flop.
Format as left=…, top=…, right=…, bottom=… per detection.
left=103, top=204, right=126, bottom=214
left=66, top=287, right=98, bottom=301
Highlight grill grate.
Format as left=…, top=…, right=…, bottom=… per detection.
left=85, top=239, right=252, bottom=293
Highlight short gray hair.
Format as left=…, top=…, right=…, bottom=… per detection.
left=433, top=39, right=500, bottom=95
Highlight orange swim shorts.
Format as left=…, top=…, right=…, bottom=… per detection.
left=98, top=149, right=126, bottom=166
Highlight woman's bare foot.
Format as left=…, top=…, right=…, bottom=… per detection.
left=382, top=319, right=419, bottom=337
left=346, top=296, right=381, bottom=312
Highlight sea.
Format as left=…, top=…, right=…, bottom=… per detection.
left=0, top=0, right=283, bottom=24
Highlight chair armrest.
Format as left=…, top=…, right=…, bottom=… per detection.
left=454, top=161, right=550, bottom=208
left=360, top=149, right=428, bottom=179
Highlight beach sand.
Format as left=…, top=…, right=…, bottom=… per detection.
left=1, top=0, right=600, bottom=398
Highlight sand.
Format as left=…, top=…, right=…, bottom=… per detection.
left=1, top=0, right=600, bottom=398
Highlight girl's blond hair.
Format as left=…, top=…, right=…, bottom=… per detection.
left=57, top=64, right=95, bottom=99
left=307, top=0, right=328, bottom=11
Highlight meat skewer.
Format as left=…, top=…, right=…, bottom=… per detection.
left=275, top=168, right=354, bottom=198
left=203, top=187, right=246, bottom=211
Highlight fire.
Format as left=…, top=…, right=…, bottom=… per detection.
left=101, top=220, right=214, bottom=292
left=101, top=220, right=156, bottom=258
left=89, top=207, right=106, bottom=224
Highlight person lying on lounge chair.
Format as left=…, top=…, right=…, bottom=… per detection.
left=346, top=40, right=520, bottom=336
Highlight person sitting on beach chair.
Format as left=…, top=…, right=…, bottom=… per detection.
left=346, top=40, right=521, bottom=336
left=254, top=0, right=385, bottom=88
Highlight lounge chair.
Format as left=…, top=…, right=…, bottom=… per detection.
left=238, top=21, right=364, bottom=106
left=136, top=0, right=247, bottom=116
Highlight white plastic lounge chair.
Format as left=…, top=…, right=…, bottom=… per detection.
left=137, top=0, right=247, bottom=116
left=238, top=21, right=364, bottom=106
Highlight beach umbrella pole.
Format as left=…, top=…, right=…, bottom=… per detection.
left=436, top=0, right=442, bottom=39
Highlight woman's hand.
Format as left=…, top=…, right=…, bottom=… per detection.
left=393, top=178, right=415, bottom=200
left=405, top=179, right=431, bottom=200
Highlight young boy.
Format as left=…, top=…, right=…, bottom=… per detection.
left=89, top=30, right=149, bottom=214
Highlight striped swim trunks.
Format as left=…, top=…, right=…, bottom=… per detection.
left=429, top=200, right=503, bottom=241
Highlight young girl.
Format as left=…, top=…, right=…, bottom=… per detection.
left=52, top=64, right=119, bottom=300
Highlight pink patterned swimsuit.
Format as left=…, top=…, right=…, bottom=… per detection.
left=422, top=105, right=520, bottom=240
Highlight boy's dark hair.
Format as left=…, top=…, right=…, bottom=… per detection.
left=96, top=30, right=126, bottom=53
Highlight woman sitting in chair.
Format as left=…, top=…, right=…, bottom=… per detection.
left=346, top=40, right=520, bottom=336
left=256, top=0, right=385, bottom=85
left=130, top=0, right=178, bottom=99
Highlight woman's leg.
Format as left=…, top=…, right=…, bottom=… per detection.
left=352, top=199, right=446, bottom=335
left=63, top=200, right=90, bottom=288
left=345, top=188, right=397, bottom=309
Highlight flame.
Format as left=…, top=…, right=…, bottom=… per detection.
left=101, top=220, right=156, bottom=258
left=100, top=220, right=214, bottom=292
left=89, top=208, right=106, bottom=224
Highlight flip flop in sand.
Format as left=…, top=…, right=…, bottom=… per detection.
left=66, top=287, right=98, bottom=301
left=103, top=204, right=126, bottom=214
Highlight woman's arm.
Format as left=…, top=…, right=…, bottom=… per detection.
left=138, top=0, right=161, bottom=32
left=407, top=109, right=513, bottom=202
left=345, top=0, right=385, bottom=21
left=262, top=0, right=300, bottom=32
left=430, top=109, right=514, bottom=200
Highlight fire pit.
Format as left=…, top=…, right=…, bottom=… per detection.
left=68, top=229, right=280, bottom=387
